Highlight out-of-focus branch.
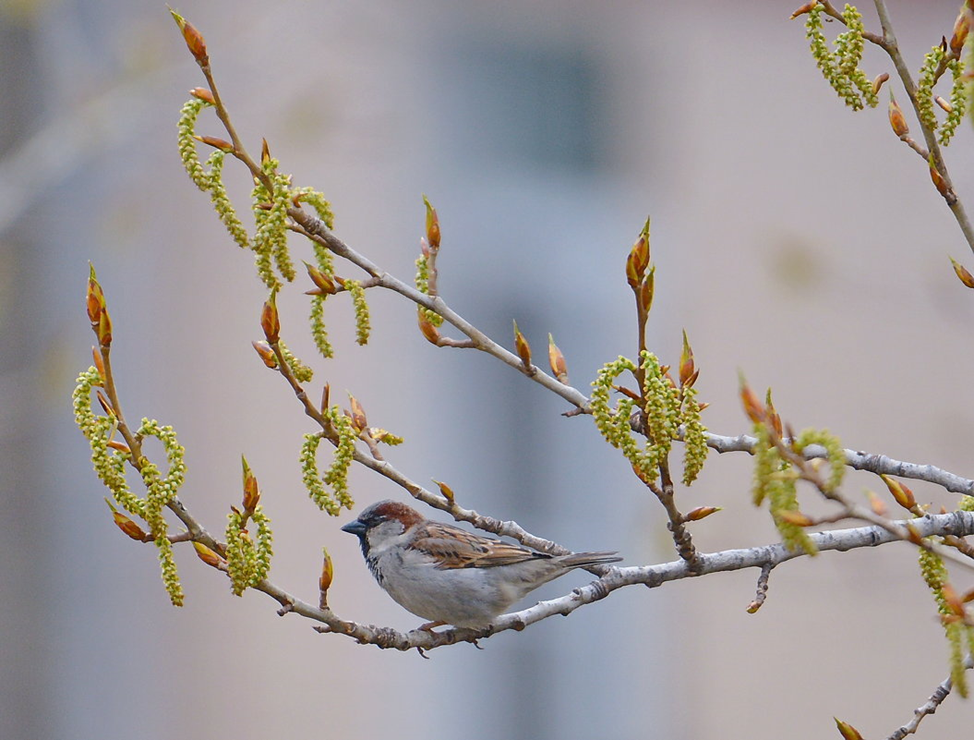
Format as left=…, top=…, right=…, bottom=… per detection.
left=887, top=654, right=974, bottom=740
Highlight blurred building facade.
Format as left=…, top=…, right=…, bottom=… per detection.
left=2, top=2, right=972, bottom=739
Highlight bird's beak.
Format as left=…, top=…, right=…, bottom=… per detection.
left=341, top=519, right=367, bottom=537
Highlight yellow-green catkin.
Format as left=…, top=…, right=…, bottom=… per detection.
left=309, top=295, right=333, bottom=358
left=300, top=421, right=356, bottom=516
left=940, top=58, right=966, bottom=145
left=177, top=97, right=212, bottom=189
left=917, top=45, right=946, bottom=133
left=641, top=351, right=680, bottom=458
left=805, top=3, right=878, bottom=111
left=795, top=428, right=846, bottom=493
left=591, top=356, right=661, bottom=482
left=918, top=547, right=970, bottom=698
left=137, top=418, right=187, bottom=606
left=345, top=280, right=371, bottom=345
left=292, top=186, right=335, bottom=229
left=752, top=424, right=817, bottom=555
left=415, top=254, right=443, bottom=327
left=277, top=341, right=313, bottom=383
left=205, top=151, right=250, bottom=249
left=224, top=506, right=273, bottom=596
left=681, top=386, right=708, bottom=486
left=73, top=368, right=145, bottom=518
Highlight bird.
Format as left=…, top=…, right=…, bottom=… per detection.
left=341, top=499, right=621, bottom=629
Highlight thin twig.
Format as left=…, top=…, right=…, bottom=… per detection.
left=887, top=655, right=974, bottom=740
left=747, top=563, right=774, bottom=613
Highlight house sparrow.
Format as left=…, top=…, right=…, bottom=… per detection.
left=341, top=499, right=621, bottom=629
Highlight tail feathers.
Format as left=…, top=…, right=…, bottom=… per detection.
left=562, top=551, right=622, bottom=568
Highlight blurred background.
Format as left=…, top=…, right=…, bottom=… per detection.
left=3, top=1, right=973, bottom=738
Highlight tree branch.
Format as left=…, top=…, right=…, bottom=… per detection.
left=887, top=654, right=974, bottom=740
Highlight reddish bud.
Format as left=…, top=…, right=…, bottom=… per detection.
left=434, top=479, right=456, bottom=504
left=170, top=9, right=208, bottom=66
left=935, top=95, right=953, bottom=113
left=423, top=195, right=440, bottom=249
left=881, top=474, right=916, bottom=511
left=107, top=440, right=131, bottom=454
left=739, top=377, right=765, bottom=424
left=942, top=583, right=966, bottom=616
left=193, top=541, right=225, bottom=569
left=86, top=264, right=105, bottom=325
left=348, top=394, right=368, bottom=433
left=639, top=267, right=655, bottom=313
left=319, top=548, right=334, bottom=607
left=547, top=334, right=569, bottom=384
left=260, top=290, right=280, bottom=344
left=242, top=456, right=260, bottom=514
left=789, top=1, right=818, bottom=19
left=418, top=309, right=441, bottom=344
left=91, top=346, right=106, bottom=381
left=96, top=390, right=115, bottom=418
left=303, top=261, right=336, bottom=294
left=777, top=510, right=815, bottom=527
left=765, top=389, right=782, bottom=437
left=190, top=87, right=215, bottom=104
left=834, top=718, right=864, bottom=740
left=97, top=309, right=113, bottom=348
left=251, top=340, right=279, bottom=369
left=685, top=506, right=722, bottom=521
left=872, top=72, right=890, bottom=96
left=888, top=93, right=909, bottom=137
left=904, top=523, right=923, bottom=545
left=929, top=157, right=949, bottom=198
left=865, top=490, right=888, bottom=517
left=679, top=330, right=696, bottom=388
left=949, top=257, right=974, bottom=289
left=113, top=511, right=148, bottom=541
left=513, top=320, right=532, bottom=368
left=261, top=138, right=271, bottom=166
left=194, top=134, right=233, bottom=152
left=951, top=6, right=971, bottom=56
left=321, top=383, right=331, bottom=413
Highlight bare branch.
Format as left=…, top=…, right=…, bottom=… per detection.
left=887, top=655, right=974, bottom=740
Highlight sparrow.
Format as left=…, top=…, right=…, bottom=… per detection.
left=341, top=499, right=621, bottom=629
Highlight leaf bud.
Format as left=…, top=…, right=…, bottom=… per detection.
left=872, top=72, right=890, bottom=96
left=739, top=377, right=765, bottom=424
left=303, top=261, right=336, bottom=294
left=194, top=134, right=234, bottom=152
left=170, top=9, right=208, bottom=66
left=513, top=320, right=532, bottom=368
left=113, top=511, right=148, bottom=541
left=950, top=6, right=971, bottom=56
left=423, top=195, right=440, bottom=249
left=685, top=506, right=721, bottom=522
left=193, top=541, right=225, bottom=569
left=348, top=394, right=368, bottom=433
left=834, top=718, right=864, bottom=740
left=260, top=289, right=280, bottom=344
left=547, top=334, right=569, bottom=384
left=242, top=456, right=260, bottom=513
left=881, top=474, right=916, bottom=511
left=949, top=257, right=974, bottom=289
left=319, top=548, right=334, bottom=607
left=190, top=87, right=215, bottom=104
left=789, top=1, right=818, bottom=20
left=418, top=309, right=441, bottom=344
left=251, top=340, right=279, bottom=368
left=888, top=93, right=909, bottom=137
left=434, top=479, right=456, bottom=504
left=929, top=156, right=949, bottom=198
